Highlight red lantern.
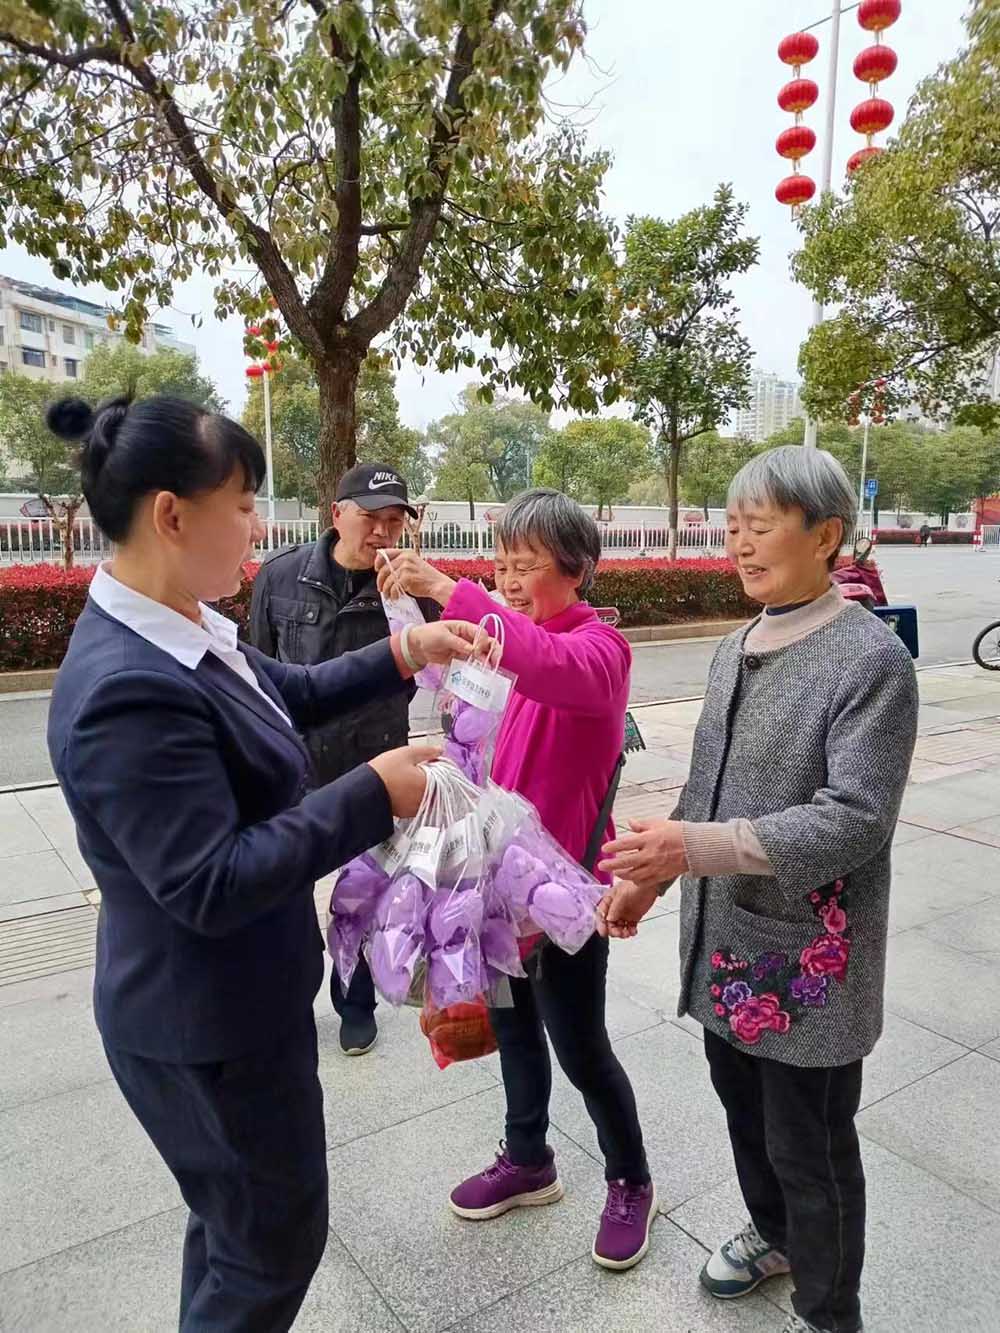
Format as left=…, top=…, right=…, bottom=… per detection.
left=776, top=125, right=817, bottom=161
left=854, top=44, right=897, bottom=84
left=775, top=174, right=816, bottom=207
left=778, top=32, right=819, bottom=68
left=778, top=78, right=819, bottom=113
left=847, top=145, right=883, bottom=173
left=859, top=0, right=901, bottom=33
left=850, top=97, right=894, bottom=135
left=246, top=325, right=262, bottom=337
left=265, top=340, right=280, bottom=353
left=245, top=364, right=265, bottom=378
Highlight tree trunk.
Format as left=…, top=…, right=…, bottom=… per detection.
left=667, top=436, right=681, bottom=561
left=467, top=492, right=475, bottom=521
left=316, top=353, right=362, bottom=519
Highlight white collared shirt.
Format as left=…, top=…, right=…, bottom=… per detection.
left=89, top=564, right=291, bottom=723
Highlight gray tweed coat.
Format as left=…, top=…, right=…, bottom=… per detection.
left=675, top=603, right=919, bottom=1067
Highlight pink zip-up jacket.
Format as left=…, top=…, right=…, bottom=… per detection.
left=444, top=580, right=630, bottom=881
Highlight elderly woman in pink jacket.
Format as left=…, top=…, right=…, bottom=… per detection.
left=379, top=488, right=654, bottom=1271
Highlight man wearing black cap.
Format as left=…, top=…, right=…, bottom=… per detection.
left=250, top=463, right=439, bottom=1054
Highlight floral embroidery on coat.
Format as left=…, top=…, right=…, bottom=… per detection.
left=710, top=880, right=850, bottom=1045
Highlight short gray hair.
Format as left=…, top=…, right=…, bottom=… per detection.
left=728, top=446, right=856, bottom=558
left=495, top=488, right=602, bottom=597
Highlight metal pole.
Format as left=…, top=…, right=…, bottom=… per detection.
left=857, top=414, right=871, bottom=526
left=803, top=0, right=844, bottom=449
left=262, top=368, right=275, bottom=550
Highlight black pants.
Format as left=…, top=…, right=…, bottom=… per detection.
left=704, top=1029, right=865, bottom=1333
left=330, top=953, right=377, bottom=1019
left=104, top=1024, right=328, bottom=1333
left=488, top=932, right=649, bottom=1184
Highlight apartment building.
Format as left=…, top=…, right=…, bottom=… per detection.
left=728, top=370, right=804, bottom=443
left=0, top=274, right=195, bottom=385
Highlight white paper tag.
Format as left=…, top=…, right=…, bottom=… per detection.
left=371, top=828, right=410, bottom=876
left=440, top=813, right=484, bottom=878
left=445, top=659, right=514, bottom=713
left=405, top=826, right=444, bottom=883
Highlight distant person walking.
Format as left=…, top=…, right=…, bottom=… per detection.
left=918, top=523, right=932, bottom=547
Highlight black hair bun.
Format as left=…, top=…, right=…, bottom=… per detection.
left=46, top=397, right=95, bottom=441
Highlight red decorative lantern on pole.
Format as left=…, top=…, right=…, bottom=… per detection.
left=245, top=323, right=285, bottom=550
left=775, top=33, right=819, bottom=212
left=848, top=0, right=900, bottom=174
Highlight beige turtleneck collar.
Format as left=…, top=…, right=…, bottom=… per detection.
left=743, top=582, right=850, bottom=654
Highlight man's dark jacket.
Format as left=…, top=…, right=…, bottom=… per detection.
left=249, top=528, right=440, bottom=783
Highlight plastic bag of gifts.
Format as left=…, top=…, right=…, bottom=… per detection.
left=376, top=549, right=444, bottom=693
left=438, top=614, right=516, bottom=787
left=327, top=759, right=526, bottom=1012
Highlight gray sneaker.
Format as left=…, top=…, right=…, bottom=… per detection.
left=700, top=1220, right=790, bottom=1299
left=780, top=1319, right=864, bottom=1333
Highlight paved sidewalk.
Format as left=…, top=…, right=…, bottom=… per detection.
left=2, top=665, right=1000, bottom=1331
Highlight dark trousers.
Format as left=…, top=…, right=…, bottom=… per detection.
left=704, top=1029, right=865, bottom=1333
left=104, top=1023, right=328, bottom=1333
left=488, top=932, right=649, bottom=1184
left=330, top=954, right=377, bottom=1019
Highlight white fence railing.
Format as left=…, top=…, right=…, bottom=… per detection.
left=980, top=525, right=1000, bottom=553
left=1, top=517, right=738, bottom=564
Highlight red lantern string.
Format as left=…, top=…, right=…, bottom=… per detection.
left=775, top=33, right=818, bottom=212
left=848, top=1, right=901, bottom=174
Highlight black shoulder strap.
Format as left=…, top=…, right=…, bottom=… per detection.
left=582, top=752, right=626, bottom=873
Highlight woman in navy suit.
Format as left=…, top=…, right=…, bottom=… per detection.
left=45, top=395, right=480, bottom=1333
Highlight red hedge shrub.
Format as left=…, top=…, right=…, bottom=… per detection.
left=0, top=556, right=756, bottom=672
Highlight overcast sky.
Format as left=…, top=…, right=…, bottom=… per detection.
left=2, top=0, right=968, bottom=426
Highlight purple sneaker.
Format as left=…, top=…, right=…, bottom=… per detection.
left=592, top=1180, right=657, bottom=1270
left=449, top=1144, right=564, bottom=1220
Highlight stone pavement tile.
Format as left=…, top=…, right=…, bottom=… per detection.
left=317, top=1008, right=499, bottom=1151
left=887, top=838, right=1000, bottom=934
left=932, top=697, right=1000, bottom=722
left=619, top=749, right=690, bottom=787
left=548, top=1022, right=734, bottom=1214
left=56, top=843, right=94, bottom=890
left=629, top=719, right=697, bottom=749
left=603, top=911, right=683, bottom=1022
left=859, top=1012, right=967, bottom=1110
left=0, top=1206, right=188, bottom=1333
left=14, top=785, right=79, bottom=850
left=650, top=699, right=704, bottom=727
left=444, top=1218, right=778, bottom=1333
left=0, top=890, right=85, bottom=923
left=885, top=931, right=1000, bottom=1048
left=890, top=821, right=935, bottom=848
left=668, top=1139, right=1000, bottom=1333
left=917, top=703, right=982, bottom=733
left=916, top=895, right=1000, bottom=964
left=857, top=1053, right=1000, bottom=1215
left=325, top=1087, right=608, bottom=1332
left=0, top=960, right=92, bottom=1010
left=0, top=848, right=81, bottom=908
left=899, top=772, right=1000, bottom=831
left=0, top=965, right=109, bottom=1111
left=950, top=813, right=1000, bottom=850
left=0, top=1078, right=179, bottom=1273
left=0, top=1208, right=404, bottom=1333
left=0, top=792, right=50, bottom=857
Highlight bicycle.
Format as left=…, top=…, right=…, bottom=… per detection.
left=973, top=613, right=1000, bottom=671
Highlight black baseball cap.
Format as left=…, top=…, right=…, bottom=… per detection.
left=335, top=463, right=417, bottom=517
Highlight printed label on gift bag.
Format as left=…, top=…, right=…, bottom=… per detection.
left=445, top=659, right=514, bottom=714
left=406, top=826, right=444, bottom=883
left=371, top=829, right=410, bottom=876
left=440, top=813, right=484, bottom=877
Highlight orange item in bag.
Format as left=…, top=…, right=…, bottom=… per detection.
left=419, top=997, right=498, bottom=1069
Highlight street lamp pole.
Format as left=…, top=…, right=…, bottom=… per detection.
left=802, top=0, right=848, bottom=448
left=857, top=410, right=871, bottom=528
left=262, top=366, right=275, bottom=550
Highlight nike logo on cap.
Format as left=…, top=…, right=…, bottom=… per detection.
left=369, top=478, right=401, bottom=489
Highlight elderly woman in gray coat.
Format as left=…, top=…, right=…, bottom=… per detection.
left=599, top=446, right=918, bottom=1333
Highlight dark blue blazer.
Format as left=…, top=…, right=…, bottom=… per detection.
left=48, top=600, right=401, bottom=1062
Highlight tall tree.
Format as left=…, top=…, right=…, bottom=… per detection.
left=243, top=354, right=429, bottom=512
left=534, top=417, right=650, bottom=517
left=678, top=431, right=756, bottom=519
left=794, top=0, right=1000, bottom=426
left=80, top=342, right=223, bottom=409
left=0, top=2, right=620, bottom=516
left=911, top=425, right=1000, bottom=522
left=620, top=187, right=758, bottom=557
left=0, top=373, right=75, bottom=494
left=428, top=387, right=552, bottom=505
left=430, top=429, right=493, bottom=519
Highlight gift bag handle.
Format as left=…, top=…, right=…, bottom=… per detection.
left=582, top=752, right=626, bottom=874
